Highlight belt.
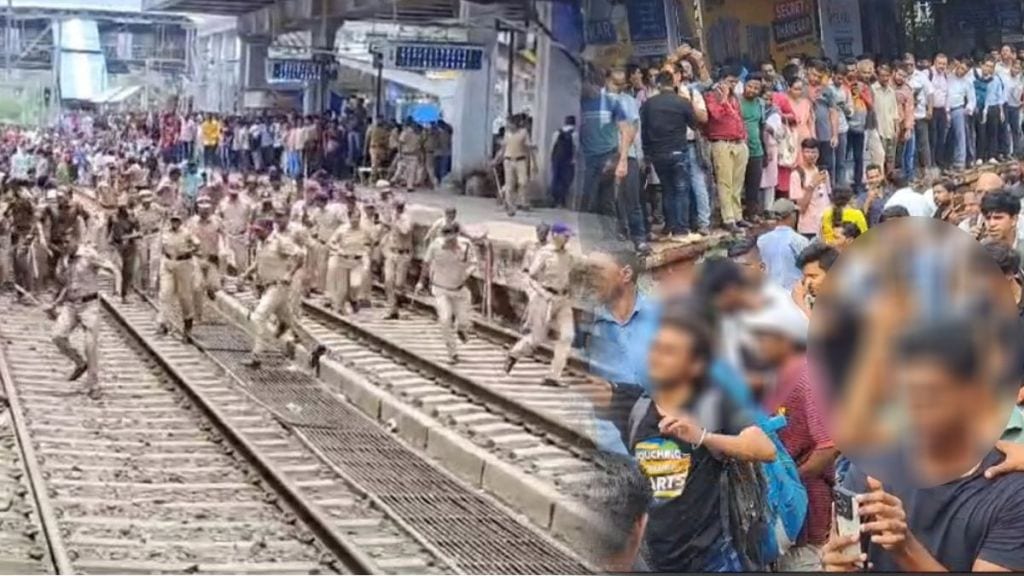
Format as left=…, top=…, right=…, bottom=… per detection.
left=435, top=283, right=466, bottom=291
left=506, top=156, right=527, bottom=161
left=391, top=249, right=411, bottom=255
left=72, top=293, right=98, bottom=304
left=163, top=252, right=192, bottom=261
left=710, top=138, right=744, bottom=144
left=544, top=287, right=569, bottom=297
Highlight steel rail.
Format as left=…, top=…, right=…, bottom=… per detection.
left=301, top=299, right=596, bottom=451
left=99, top=293, right=381, bottom=575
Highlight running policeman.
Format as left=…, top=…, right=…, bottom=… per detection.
left=416, top=223, right=477, bottom=364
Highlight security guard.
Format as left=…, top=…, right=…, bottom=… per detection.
left=326, top=204, right=370, bottom=314
left=502, top=114, right=534, bottom=216
left=420, top=124, right=439, bottom=189
left=134, top=189, right=165, bottom=293
left=243, top=212, right=305, bottom=368
left=519, top=222, right=551, bottom=331
left=416, top=223, right=477, bottom=364
left=360, top=201, right=385, bottom=305
left=157, top=209, right=199, bottom=340
left=188, top=196, right=226, bottom=322
left=383, top=194, right=413, bottom=320
left=46, top=235, right=119, bottom=397
left=306, top=190, right=343, bottom=294
left=505, top=222, right=575, bottom=387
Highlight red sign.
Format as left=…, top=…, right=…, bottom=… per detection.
left=774, top=0, right=811, bottom=21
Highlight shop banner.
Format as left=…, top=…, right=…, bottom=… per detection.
left=820, top=0, right=863, bottom=61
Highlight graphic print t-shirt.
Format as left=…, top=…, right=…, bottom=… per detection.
left=609, top=384, right=755, bottom=572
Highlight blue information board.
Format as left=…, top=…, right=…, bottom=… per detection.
left=391, top=44, right=484, bottom=71
left=269, top=60, right=338, bottom=82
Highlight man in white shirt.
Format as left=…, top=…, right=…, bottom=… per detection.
left=883, top=171, right=934, bottom=217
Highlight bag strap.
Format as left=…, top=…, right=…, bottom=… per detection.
left=627, top=395, right=652, bottom=450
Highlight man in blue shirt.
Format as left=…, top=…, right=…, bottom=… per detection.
left=756, top=199, right=810, bottom=291
left=580, top=65, right=636, bottom=245
left=976, top=58, right=1007, bottom=163
left=585, top=249, right=661, bottom=454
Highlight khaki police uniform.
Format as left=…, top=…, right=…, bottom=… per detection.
left=217, top=195, right=253, bottom=281
left=394, top=128, right=422, bottom=189
left=157, top=224, right=199, bottom=331
left=326, top=217, right=370, bottom=312
left=420, top=129, right=439, bottom=188
left=188, top=214, right=225, bottom=322
left=383, top=208, right=414, bottom=316
left=503, top=127, right=532, bottom=211
left=423, top=236, right=477, bottom=361
left=52, top=245, right=109, bottom=387
left=509, top=244, right=575, bottom=381
left=361, top=209, right=385, bottom=303
left=369, top=125, right=391, bottom=181
left=308, top=203, right=345, bottom=294
left=135, top=198, right=165, bottom=293
left=250, top=230, right=304, bottom=359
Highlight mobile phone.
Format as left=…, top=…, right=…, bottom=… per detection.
left=833, top=487, right=863, bottom=560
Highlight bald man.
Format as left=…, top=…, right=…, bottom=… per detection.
left=976, top=172, right=1005, bottom=196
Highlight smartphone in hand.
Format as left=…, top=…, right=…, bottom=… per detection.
left=834, top=486, right=864, bottom=561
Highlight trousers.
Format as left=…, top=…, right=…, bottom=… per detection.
left=53, top=299, right=99, bottom=385
left=433, top=285, right=471, bottom=359
left=509, top=293, right=574, bottom=380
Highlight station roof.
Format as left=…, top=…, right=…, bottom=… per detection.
left=143, top=0, right=523, bottom=23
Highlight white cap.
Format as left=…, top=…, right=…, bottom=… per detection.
left=744, top=298, right=809, bottom=344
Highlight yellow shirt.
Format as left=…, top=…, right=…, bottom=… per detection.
left=201, top=120, right=221, bottom=147
left=820, top=207, right=868, bottom=244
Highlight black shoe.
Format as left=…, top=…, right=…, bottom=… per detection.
left=385, top=311, right=399, bottom=320
left=283, top=341, right=296, bottom=359
left=242, top=357, right=261, bottom=369
left=448, top=354, right=459, bottom=365
left=350, top=300, right=360, bottom=314
left=504, top=355, right=518, bottom=375
left=457, top=330, right=469, bottom=344
left=542, top=377, right=563, bottom=388
left=156, top=324, right=169, bottom=336
left=182, top=319, right=194, bottom=343
left=737, top=220, right=752, bottom=229
left=67, top=363, right=88, bottom=382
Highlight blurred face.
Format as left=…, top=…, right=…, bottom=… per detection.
left=878, top=67, right=892, bottom=85
left=808, top=67, right=824, bottom=86
left=752, top=331, right=791, bottom=367
left=743, top=79, right=762, bottom=99
left=1014, top=61, right=1022, bottom=77
left=607, top=71, right=627, bottom=94
left=552, top=233, right=569, bottom=249
left=680, top=61, right=694, bottom=81
left=985, top=211, right=1017, bottom=241
left=802, top=261, right=828, bottom=297
left=866, top=167, right=884, bottom=189
left=1002, top=45, right=1014, bottom=60
left=955, top=61, right=969, bottom=76
left=648, top=326, right=704, bottom=388
left=834, top=226, right=854, bottom=249
left=893, top=69, right=907, bottom=86
left=982, top=62, right=995, bottom=77
left=761, top=63, right=776, bottom=78
left=933, top=184, right=951, bottom=206
left=170, top=218, right=182, bottom=230
left=590, top=254, right=633, bottom=303
left=900, top=359, right=978, bottom=445
left=733, top=251, right=765, bottom=284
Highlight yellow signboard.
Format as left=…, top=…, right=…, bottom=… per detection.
left=700, top=0, right=822, bottom=66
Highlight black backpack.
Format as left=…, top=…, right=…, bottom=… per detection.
left=552, top=129, right=574, bottom=162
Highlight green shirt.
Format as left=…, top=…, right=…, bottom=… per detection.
left=1003, top=406, right=1024, bottom=444
left=740, top=98, right=765, bottom=158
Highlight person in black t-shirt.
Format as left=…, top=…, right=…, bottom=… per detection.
left=587, top=311, right=776, bottom=572
left=823, top=321, right=1024, bottom=572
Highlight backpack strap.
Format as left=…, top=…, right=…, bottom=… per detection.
left=627, top=395, right=652, bottom=450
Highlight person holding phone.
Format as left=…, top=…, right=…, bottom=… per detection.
left=790, top=138, right=832, bottom=240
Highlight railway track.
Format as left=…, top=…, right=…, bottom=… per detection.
left=0, top=295, right=448, bottom=574
left=225, top=287, right=598, bottom=502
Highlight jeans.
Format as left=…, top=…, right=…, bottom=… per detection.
left=931, top=107, right=950, bottom=167
left=848, top=130, right=866, bottom=193
left=743, top=156, right=764, bottom=220
left=901, top=130, right=916, bottom=181
left=951, top=107, right=968, bottom=168
left=835, top=132, right=848, bottom=186
left=687, top=146, right=711, bottom=229
left=618, top=158, right=646, bottom=245
left=652, top=151, right=694, bottom=235
left=1009, top=106, right=1023, bottom=157
left=581, top=151, right=616, bottom=214
left=914, top=118, right=932, bottom=170
left=817, top=141, right=836, bottom=185
left=580, top=152, right=644, bottom=246
left=550, top=158, right=574, bottom=208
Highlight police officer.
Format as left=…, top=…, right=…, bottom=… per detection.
left=134, top=189, right=165, bottom=293
left=157, top=210, right=199, bottom=340
left=326, top=204, right=370, bottom=314
left=395, top=123, right=422, bottom=191
left=501, top=114, right=534, bottom=216
left=360, top=201, right=385, bottom=306
left=417, top=223, right=477, bottom=364
left=243, top=212, right=305, bottom=368
left=504, top=222, right=575, bottom=387
left=383, top=194, right=413, bottom=320
left=45, top=235, right=119, bottom=397
left=188, top=195, right=226, bottom=322
left=367, top=118, right=391, bottom=183
left=41, top=188, right=89, bottom=284
left=106, top=197, right=140, bottom=302
left=217, top=181, right=253, bottom=286
left=306, top=190, right=342, bottom=295
left=519, top=222, right=551, bottom=331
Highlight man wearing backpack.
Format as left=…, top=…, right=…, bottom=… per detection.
left=587, top=309, right=777, bottom=572
left=549, top=116, right=576, bottom=209
left=746, top=300, right=838, bottom=571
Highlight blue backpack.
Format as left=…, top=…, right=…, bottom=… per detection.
left=710, top=360, right=808, bottom=564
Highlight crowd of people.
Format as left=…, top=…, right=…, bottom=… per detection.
left=576, top=43, right=1024, bottom=254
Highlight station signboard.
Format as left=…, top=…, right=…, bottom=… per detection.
left=382, top=42, right=485, bottom=71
